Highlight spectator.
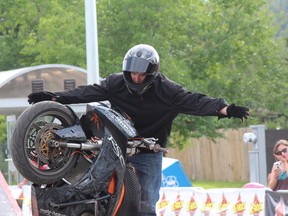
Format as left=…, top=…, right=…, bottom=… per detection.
left=268, top=139, right=288, bottom=190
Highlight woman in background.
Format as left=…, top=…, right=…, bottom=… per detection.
left=268, top=139, right=288, bottom=190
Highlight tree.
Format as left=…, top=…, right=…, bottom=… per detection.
left=0, top=0, right=86, bottom=70
left=97, top=0, right=288, bottom=147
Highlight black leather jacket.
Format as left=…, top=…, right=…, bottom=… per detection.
left=55, top=73, right=228, bottom=147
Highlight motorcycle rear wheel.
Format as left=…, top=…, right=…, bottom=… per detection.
left=11, top=101, right=79, bottom=184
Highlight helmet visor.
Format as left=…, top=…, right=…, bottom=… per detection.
left=123, top=57, right=157, bottom=74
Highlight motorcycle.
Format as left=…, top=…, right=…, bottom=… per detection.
left=11, top=101, right=167, bottom=216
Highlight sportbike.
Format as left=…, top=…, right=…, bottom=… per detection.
left=11, top=101, right=167, bottom=216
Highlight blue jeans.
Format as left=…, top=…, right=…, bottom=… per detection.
left=128, top=152, right=163, bottom=216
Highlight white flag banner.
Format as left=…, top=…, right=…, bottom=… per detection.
left=156, top=187, right=268, bottom=216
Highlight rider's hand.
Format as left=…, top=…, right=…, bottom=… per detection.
left=28, top=91, right=56, bottom=104
left=227, top=103, right=249, bottom=121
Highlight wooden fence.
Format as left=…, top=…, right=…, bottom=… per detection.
left=166, top=127, right=253, bottom=182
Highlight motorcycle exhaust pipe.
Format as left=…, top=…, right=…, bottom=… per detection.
left=49, top=140, right=102, bottom=150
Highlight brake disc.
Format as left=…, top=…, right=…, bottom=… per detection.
left=35, top=123, right=63, bottom=164
left=25, top=121, right=46, bottom=161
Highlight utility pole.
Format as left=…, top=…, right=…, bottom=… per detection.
left=85, top=0, right=99, bottom=84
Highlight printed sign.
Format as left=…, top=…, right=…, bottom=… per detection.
left=157, top=187, right=267, bottom=216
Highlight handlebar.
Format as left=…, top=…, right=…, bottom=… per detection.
left=127, top=138, right=169, bottom=153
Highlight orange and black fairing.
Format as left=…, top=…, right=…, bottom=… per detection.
left=114, top=164, right=141, bottom=216
left=90, top=113, right=101, bottom=129
left=107, top=172, right=126, bottom=216
left=80, top=111, right=104, bottom=139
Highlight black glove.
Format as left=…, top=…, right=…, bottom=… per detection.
left=227, top=103, right=249, bottom=121
left=27, top=91, right=56, bottom=104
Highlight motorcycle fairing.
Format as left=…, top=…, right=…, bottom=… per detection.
left=92, top=104, right=138, bottom=139
left=80, top=110, right=105, bottom=139
left=54, top=124, right=87, bottom=142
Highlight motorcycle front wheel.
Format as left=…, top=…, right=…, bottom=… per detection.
left=11, top=101, right=79, bottom=184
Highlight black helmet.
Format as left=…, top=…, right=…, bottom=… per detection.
left=123, top=44, right=160, bottom=95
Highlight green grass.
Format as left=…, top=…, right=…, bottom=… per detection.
left=192, top=180, right=248, bottom=189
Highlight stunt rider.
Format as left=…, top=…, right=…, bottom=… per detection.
left=28, top=44, right=249, bottom=216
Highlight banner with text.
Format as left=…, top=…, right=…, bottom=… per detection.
left=156, top=187, right=267, bottom=216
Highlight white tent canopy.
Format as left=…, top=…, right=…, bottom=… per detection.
left=0, top=64, right=88, bottom=116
